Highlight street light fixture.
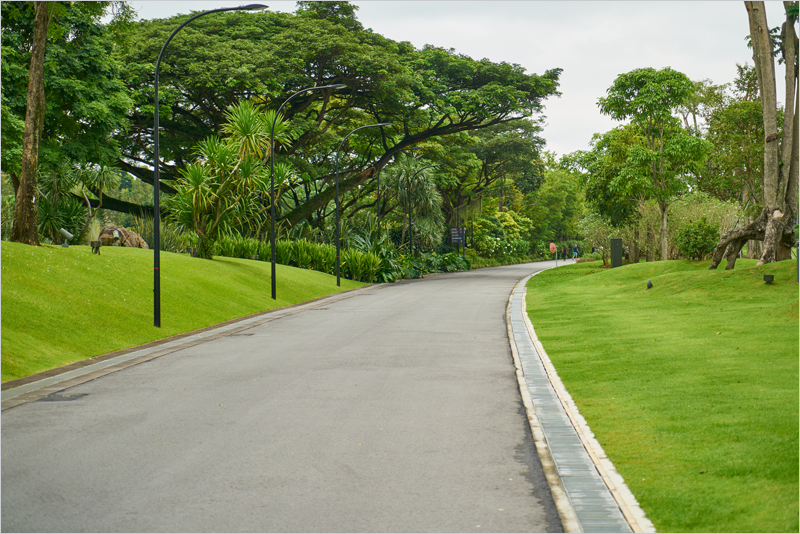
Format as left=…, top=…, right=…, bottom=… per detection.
left=152, top=3, right=267, bottom=328
left=335, top=122, right=392, bottom=286
left=268, top=83, right=347, bottom=300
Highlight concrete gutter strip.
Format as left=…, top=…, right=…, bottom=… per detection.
left=506, top=290, right=581, bottom=533
left=1, top=284, right=386, bottom=410
left=511, top=272, right=656, bottom=534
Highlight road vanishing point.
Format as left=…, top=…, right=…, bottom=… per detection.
left=2, top=260, right=648, bottom=533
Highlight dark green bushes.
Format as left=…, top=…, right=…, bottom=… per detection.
left=212, top=235, right=470, bottom=283
left=674, top=216, right=719, bottom=260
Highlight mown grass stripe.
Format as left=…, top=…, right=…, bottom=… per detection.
left=526, top=259, right=799, bottom=533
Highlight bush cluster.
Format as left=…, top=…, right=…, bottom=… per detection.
left=674, top=216, right=719, bottom=260
left=212, top=235, right=470, bottom=283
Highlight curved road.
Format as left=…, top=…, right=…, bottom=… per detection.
left=2, top=261, right=564, bottom=532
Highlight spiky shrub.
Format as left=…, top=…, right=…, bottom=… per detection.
left=294, top=239, right=314, bottom=269
left=309, top=242, right=336, bottom=275
left=360, top=251, right=382, bottom=283
left=164, top=101, right=294, bottom=259
left=275, top=239, right=294, bottom=265
left=131, top=215, right=188, bottom=253
left=38, top=195, right=86, bottom=245
left=341, top=248, right=364, bottom=282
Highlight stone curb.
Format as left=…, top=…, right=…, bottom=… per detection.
left=506, top=285, right=581, bottom=533
left=511, top=271, right=656, bottom=533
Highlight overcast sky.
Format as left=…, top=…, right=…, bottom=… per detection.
left=125, top=1, right=791, bottom=158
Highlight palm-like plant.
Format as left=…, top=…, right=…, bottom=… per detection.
left=76, top=165, right=120, bottom=242
left=383, top=155, right=446, bottom=253
left=165, top=101, right=293, bottom=259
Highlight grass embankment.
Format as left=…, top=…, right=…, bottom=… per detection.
left=526, top=259, right=798, bottom=533
left=1, top=241, right=365, bottom=382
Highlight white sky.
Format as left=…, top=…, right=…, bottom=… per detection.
left=125, top=0, right=792, bottom=158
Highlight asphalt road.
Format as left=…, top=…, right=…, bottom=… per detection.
left=2, top=261, right=564, bottom=533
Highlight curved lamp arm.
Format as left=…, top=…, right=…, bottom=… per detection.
left=153, top=3, right=267, bottom=328
left=267, top=83, right=346, bottom=300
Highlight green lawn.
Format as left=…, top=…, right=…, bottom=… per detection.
left=1, top=241, right=365, bottom=382
left=526, top=259, right=799, bottom=533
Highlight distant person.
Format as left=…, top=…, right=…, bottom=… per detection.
left=573, top=244, right=578, bottom=259
left=561, top=245, right=567, bottom=261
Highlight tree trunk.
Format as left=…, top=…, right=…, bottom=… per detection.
left=659, top=200, right=669, bottom=261
left=633, top=226, right=640, bottom=263
left=712, top=1, right=799, bottom=269
left=747, top=238, right=762, bottom=259
left=10, top=2, right=52, bottom=246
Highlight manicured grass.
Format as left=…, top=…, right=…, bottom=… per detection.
left=526, top=259, right=798, bottom=533
left=1, top=241, right=365, bottom=382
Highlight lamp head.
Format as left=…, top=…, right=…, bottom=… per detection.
left=59, top=228, right=74, bottom=241
left=239, top=4, right=269, bottom=10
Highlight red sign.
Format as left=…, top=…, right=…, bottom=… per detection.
left=549, top=242, right=556, bottom=253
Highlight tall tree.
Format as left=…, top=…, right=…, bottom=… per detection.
left=699, top=64, right=764, bottom=208
left=9, top=1, right=52, bottom=245
left=114, top=5, right=561, bottom=228
left=598, top=67, right=712, bottom=260
left=709, top=1, right=798, bottom=268
left=2, top=1, right=135, bottom=236
left=571, top=125, right=649, bottom=261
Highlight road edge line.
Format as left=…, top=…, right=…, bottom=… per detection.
left=1, top=283, right=387, bottom=410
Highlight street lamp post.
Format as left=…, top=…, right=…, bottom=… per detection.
left=153, top=3, right=267, bottom=328
left=406, top=163, right=445, bottom=256
left=335, top=123, right=392, bottom=286
left=268, top=83, right=346, bottom=300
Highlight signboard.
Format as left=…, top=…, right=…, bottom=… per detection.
left=451, top=227, right=466, bottom=243
left=549, top=242, right=556, bottom=254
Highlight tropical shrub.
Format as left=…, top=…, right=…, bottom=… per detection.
left=131, top=215, right=190, bottom=253
left=165, top=100, right=293, bottom=259
left=275, top=239, right=294, bottom=265
left=674, top=216, right=720, bottom=260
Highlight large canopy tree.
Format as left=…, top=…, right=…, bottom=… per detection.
left=709, top=1, right=798, bottom=269
left=571, top=125, right=650, bottom=261
left=113, top=1, right=561, bottom=229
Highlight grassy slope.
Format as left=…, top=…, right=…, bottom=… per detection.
left=526, top=259, right=799, bottom=533
left=1, top=241, right=365, bottom=382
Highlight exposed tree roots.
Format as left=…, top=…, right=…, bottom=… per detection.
left=709, top=207, right=796, bottom=270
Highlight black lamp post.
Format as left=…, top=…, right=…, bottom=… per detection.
left=153, top=4, right=267, bottom=328
left=406, top=164, right=445, bottom=256
left=268, top=83, right=346, bottom=300
left=335, top=123, right=392, bottom=286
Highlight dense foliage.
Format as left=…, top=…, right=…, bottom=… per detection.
left=674, top=216, right=720, bottom=260
left=2, top=1, right=788, bottom=274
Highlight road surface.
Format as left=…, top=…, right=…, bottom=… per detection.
left=2, top=261, right=564, bottom=532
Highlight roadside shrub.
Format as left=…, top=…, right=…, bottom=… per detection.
left=131, top=215, right=188, bottom=253
left=674, top=216, right=719, bottom=260
left=275, top=239, right=294, bottom=265
left=309, top=242, right=336, bottom=275
left=294, top=239, right=314, bottom=269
